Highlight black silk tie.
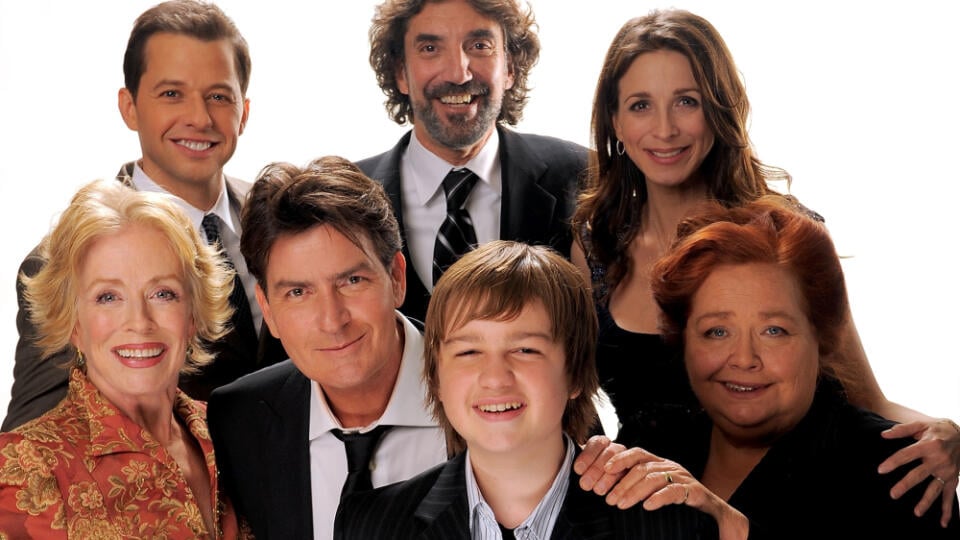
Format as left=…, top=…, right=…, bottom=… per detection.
left=433, top=168, right=479, bottom=285
left=333, top=425, right=391, bottom=499
left=201, top=214, right=254, bottom=337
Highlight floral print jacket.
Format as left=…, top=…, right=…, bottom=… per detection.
left=0, top=369, right=248, bottom=539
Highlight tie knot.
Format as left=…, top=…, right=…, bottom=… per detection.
left=442, top=169, right=478, bottom=211
left=334, top=425, right=391, bottom=474
left=201, top=213, right=222, bottom=247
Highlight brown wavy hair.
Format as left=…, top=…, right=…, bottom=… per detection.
left=572, top=9, right=789, bottom=301
left=369, top=0, right=539, bottom=126
left=424, top=241, right=599, bottom=456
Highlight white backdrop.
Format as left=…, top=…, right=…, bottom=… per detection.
left=0, top=1, right=957, bottom=428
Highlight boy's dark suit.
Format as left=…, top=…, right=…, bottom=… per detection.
left=357, top=126, right=587, bottom=322
left=334, top=451, right=719, bottom=540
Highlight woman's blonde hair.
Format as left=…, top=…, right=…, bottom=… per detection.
left=21, top=179, right=234, bottom=373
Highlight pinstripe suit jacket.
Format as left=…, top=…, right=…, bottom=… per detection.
left=334, top=451, right=719, bottom=540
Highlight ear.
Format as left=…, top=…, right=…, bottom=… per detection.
left=255, top=283, right=280, bottom=339
left=396, top=64, right=410, bottom=96
left=118, top=88, right=138, bottom=131
left=611, top=114, right=623, bottom=144
left=238, top=97, right=250, bottom=135
left=389, top=251, right=407, bottom=308
left=504, top=54, right=515, bottom=91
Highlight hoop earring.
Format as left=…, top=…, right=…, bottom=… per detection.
left=615, top=140, right=625, bottom=156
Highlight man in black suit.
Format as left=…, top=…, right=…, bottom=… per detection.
left=334, top=241, right=722, bottom=539
left=359, top=0, right=588, bottom=322
left=209, top=159, right=633, bottom=540
left=3, top=0, right=284, bottom=430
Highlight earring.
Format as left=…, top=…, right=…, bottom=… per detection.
left=615, top=140, right=625, bottom=156
left=75, top=349, right=85, bottom=369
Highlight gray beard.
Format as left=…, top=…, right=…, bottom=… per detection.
left=414, top=95, right=501, bottom=149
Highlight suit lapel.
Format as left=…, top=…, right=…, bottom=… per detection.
left=497, top=127, right=557, bottom=243
left=551, top=453, right=615, bottom=540
left=415, top=453, right=471, bottom=539
left=261, top=367, right=315, bottom=539
left=368, top=132, right=431, bottom=321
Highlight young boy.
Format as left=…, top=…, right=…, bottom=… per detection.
left=334, top=241, right=719, bottom=539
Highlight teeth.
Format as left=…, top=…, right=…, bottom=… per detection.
left=439, top=94, right=473, bottom=105
left=178, top=140, right=212, bottom=151
left=651, top=149, right=683, bottom=158
left=116, top=347, right=163, bottom=359
left=725, top=383, right=756, bottom=392
left=478, top=401, right=522, bottom=413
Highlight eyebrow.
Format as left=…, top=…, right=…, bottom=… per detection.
left=692, top=310, right=801, bottom=325
left=623, top=87, right=702, bottom=100
left=269, top=261, right=376, bottom=292
left=150, top=79, right=237, bottom=94
left=444, top=329, right=555, bottom=344
left=86, top=274, right=183, bottom=289
left=413, top=28, right=497, bottom=44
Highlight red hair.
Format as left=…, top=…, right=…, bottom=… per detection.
left=652, top=197, right=848, bottom=363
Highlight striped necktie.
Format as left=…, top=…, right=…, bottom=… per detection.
left=433, top=168, right=479, bottom=285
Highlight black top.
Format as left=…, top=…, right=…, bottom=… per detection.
left=660, top=379, right=960, bottom=539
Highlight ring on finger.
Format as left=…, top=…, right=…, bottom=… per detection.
left=934, top=476, right=946, bottom=487
left=664, top=472, right=673, bottom=484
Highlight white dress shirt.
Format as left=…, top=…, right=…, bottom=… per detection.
left=130, top=164, right=263, bottom=331
left=308, top=313, right=447, bottom=540
left=466, top=436, right=575, bottom=540
left=400, top=129, right=503, bottom=290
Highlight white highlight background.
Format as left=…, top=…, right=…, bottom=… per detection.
left=0, top=1, right=957, bottom=431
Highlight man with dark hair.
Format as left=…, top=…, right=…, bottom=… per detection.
left=208, top=157, right=628, bottom=540
left=360, top=0, right=588, bottom=322
left=4, top=0, right=283, bottom=430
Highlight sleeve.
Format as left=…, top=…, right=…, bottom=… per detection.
left=2, top=247, right=72, bottom=432
left=0, top=435, right=68, bottom=538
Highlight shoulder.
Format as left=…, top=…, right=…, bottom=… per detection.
left=355, top=132, right=413, bottom=180
left=225, top=175, right=252, bottom=197
left=208, top=361, right=305, bottom=415
left=502, top=129, right=588, bottom=165
left=335, top=461, right=449, bottom=537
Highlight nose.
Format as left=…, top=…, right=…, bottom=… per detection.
left=728, top=333, right=762, bottom=371
left=478, top=354, right=515, bottom=389
left=125, top=297, right=157, bottom=333
left=654, top=108, right=679, bottom=139
left=184, top=92, right=213, bottom=129
left=442, top=47, right=473, bottom=85
left=315, top=290, right=351, bottom=334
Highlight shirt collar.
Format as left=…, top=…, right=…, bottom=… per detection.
left=308, top=313, right=434, bottom=439
left=67, top=368, right=207, bottom=458
left=129, top=162, right=236, bottom=236
left=405, top=128, right=502, bottom=206
left=466, top=435, right=575, bottom=539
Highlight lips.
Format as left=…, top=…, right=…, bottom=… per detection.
left=722, top=381, right=770, bottom=393
left=648, top=148, right=685, bottom=158
left=115, top=346, right=164, bottom=359
left=439, top=94, right=474, bottom=105
left=477, top=401, right=523, bottom=413
left=317, top=334, right=363, bottom=352
left=174, top=139, right=215, bottom=152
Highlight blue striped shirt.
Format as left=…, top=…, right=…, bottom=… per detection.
left=465, top=436, right=575, bottom=540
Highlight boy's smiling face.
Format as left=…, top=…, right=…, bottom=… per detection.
left=436, top=300, right=576, bottom=461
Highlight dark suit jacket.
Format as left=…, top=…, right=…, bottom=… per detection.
left=207, top=361, right=313, bottom=540
left=3, top=162, right=286, bottom=431
left=357, top=126, right=587, bottom=322
left=334, top=451, right=719, bottom=540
